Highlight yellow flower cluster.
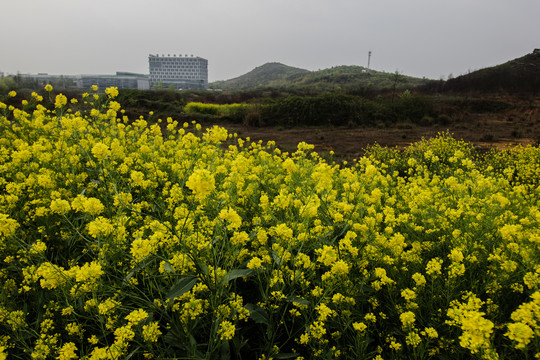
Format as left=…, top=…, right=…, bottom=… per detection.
left=1, top=87, right=539, bottom=358
left=186, top=168, right=215, bottom=200
left=505, top=291, right=540, bottom=349
left=55, top=93, right=67, bottom=108
left=447, top=292, right=496, bottom=356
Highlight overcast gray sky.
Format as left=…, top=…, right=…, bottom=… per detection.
left=2, top=0, right=539, bottom=82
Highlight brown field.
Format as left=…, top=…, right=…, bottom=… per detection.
left=218, top=95, right=540, bottom=160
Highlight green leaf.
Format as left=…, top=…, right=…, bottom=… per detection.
left=123, top=255, right=154, bottom=285
left=220, top=269, right=255, bottom=285
left=286, top=296, right=310, bottom=306
left=124, top=347, right=141, bottom=360
left=166, top=276, right=198, bottom=299
left=196, top=261, right=209, bottom=276
left=244, top=303, right=269, bottom=325
left=272, top=251, right=282, bottom=266
left=219, top=339, right=230, bottom=359
left=162, top=262, right=174, bottom=272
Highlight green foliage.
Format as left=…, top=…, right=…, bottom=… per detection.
left=0, top=76, right=17, bottom=94
left=259, top=93, right=362, bottom=127
left=442, top=52, right=540, bottom=93
left=258, top=92, right=434, bottom=127
left=178, top=91, right=435, bottom=128
left=211, top=63, right=430, bottom=92
left=211, top=62, right=310, bottom=91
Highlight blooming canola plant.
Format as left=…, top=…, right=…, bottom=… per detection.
left=0, top=86, right=539, bottom=359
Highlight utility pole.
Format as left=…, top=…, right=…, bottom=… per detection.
left=367, top=51, right=372, bottom=70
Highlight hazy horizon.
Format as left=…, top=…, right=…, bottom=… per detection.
left=2, top=0, right=539, bottom=82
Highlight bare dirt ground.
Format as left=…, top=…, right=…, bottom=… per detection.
left=218, top=98, right=540, bottom=160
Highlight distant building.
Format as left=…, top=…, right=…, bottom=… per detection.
left=20, top=73, right=79, bottom=87
left=534, top=49, right=540, bottom=54
left=77, top=72, right=149, bottom=90
left=148, top=54, right=208, bottom=90
left=17, top=72, right=150, bottom=90
left=10, top=53, right=210, bottom=91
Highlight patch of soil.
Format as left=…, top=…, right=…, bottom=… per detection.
left=215, top=96, right=540, bottom=160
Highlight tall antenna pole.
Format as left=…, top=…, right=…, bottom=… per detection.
left=367, top=51, right=372, bottom=70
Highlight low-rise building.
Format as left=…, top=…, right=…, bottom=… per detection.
left=77, top=72, right=149, bottom=90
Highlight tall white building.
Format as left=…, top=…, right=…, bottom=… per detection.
left=148, top=54, right=208, bottom=90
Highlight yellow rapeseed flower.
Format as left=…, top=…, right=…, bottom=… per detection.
left=412, top=273, right=426, bottom=287
left=400, top=311, right=416, bottom=329
left=125, top=308, right=149, bottom=325
left=87, top=217, right=114, bottom=238
left=36, top=262, right=68, bottom=289
left=114, top=325, right=135, bottom=343
left=405, top=331, right=422, bottom=347
left=423, top=327, right=438, bottom=339
left=426, top=258, right=443, bottom=277
left=315, top=245, right=338, bottom=266
left=352, top=322, right=367, bottom=332
left=247, top=256, right=263, bottom=270
left=98, top=298, right=120, bottom=315
left=72, top=261, right=104, bottom=282
left=130, top=238, right=157, bottom=262
left=401, top=288, right=416, bottom=302
left=29, top=240, right=47, bottom=255
left=186, top=169, right=215, bottom=200
left=55, top=93, right=68, bottom=108
left=72, top=196, right=104, bottom=215
left=218, top=320, right=236, bottom=340
left=219, top=208, right=242, bottom=231
left=91, top=142, right=110, bottom=161
left=0, top=214, right=19, bottom=237
left=330, top=260, right=350, bottom=277
left=50, top=199, right=71, bottom=215
left=57, top=342, right=78, bottom=360
left=66, top=323, right=81, bottom=336
left=105, top=86, right=119, bottom=98
left=142, top=322, right=162, bottom=342
left=506, top=322, right=534, bottom=349
left=109, top=101, right=121, bottom=112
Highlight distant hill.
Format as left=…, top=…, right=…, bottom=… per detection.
left=210, top=63, right=430, bottom=91
left=210, top=63, right=310, bottom=91
left=442, top=51, right=540, bottom=93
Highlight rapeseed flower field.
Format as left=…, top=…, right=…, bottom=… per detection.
left=0, top=86, right=539, bottom=359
